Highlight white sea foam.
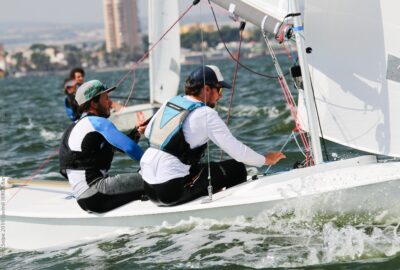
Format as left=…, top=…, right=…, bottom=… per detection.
left=40, top=129, right=63, bottom=141
left=16, top=117, right=35, bottom=130
left=5, top=206, right=399, bottom=269
left=23, top=118, right=35, bottom=130
left=218, top=105, right=282, bottom=118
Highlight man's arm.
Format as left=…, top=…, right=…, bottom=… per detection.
left=88, top=116, right=144, bottom=161
left=202, top=109, right=265, bottom=167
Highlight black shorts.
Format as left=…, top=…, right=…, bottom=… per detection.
left=77, top=173, right=145, bottom=213
left=144, top=159, right=247, bottom=206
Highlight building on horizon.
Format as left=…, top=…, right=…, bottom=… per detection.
left=0, top=44, right=7, bottom=77
left=103, top=0, right=142, bottom=53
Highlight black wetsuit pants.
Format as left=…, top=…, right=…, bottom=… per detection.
left=144, top=159, right=247, bottom=206
left=77, top=173, right=145, bottom=213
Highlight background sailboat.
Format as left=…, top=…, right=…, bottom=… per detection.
left=108, top=0, right=180, bottom=132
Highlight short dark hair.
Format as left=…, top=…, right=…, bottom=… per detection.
left=184, top=75, right=204, bottom=96
left=69, top=67, right=85, bottom=79
left=78, top=94, right=101, bottom=114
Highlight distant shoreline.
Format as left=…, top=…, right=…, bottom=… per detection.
left=4, top=53, right=289, bottom=79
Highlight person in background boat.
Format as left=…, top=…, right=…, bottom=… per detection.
left=69, top=67, right=85, bottom=87
left=59, top=79, right=147, bottom=213
left=140, top=65, right=286, bottom=206
left=63, top=68, right=85, bottom=121
left=64, top=79, right=81, bottom=121
left=64, top=68, right=123, bottom=121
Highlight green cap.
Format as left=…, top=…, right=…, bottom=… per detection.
left=75, top=80, right=116, bottom=105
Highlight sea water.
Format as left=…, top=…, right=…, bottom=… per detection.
left=1, top=57, right=399, bottom=269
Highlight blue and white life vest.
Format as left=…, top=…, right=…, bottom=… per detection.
left=148, top=95, right=207, bottom=165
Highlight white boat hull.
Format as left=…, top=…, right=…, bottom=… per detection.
left=109, top=103, right=161, bottom=132
left=5, top=156, right=400, bottom=250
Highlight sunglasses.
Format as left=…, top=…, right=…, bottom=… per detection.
left=211, top=86, right=223, bottom=95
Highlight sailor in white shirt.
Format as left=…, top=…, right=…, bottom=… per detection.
left=140, top=65, right=285, bottom=206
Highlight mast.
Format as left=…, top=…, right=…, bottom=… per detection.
left=289, top=0, right=323, bottom=164
left=210, top=0, right=324, bottom=164
left=148, top=0, right=155, bottom=104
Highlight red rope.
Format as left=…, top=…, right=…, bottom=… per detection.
left=220, top=25, right=243, bottom=160
left=225, top=29, right=243, bottom=126
left=277, top=74, right=313, bottom=166
left=6, top=147, right=59, bottom=204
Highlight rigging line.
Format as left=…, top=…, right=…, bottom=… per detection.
left=309, top=76, right=330, bottom=161
left=220, top=21, right=245, bottom=161
left=263, top=28, right=311, bottom=165
left=264, top=132, right=293, bottom=175
left=114, top=1, right=198, bottom=89
left=123, top=69, right=137, bottom=106
left=6, top=147, right=59, bottom=205
left=111, top=96, right=148, bottom=101
left=199, top=1, right=213, bottom=203
left=206, top=0, right=279, bottom=79
left=292, top=131, right=307, bottom=157
left=262, top=24, right=310, bottom=158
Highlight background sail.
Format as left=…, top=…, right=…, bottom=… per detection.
left=148, top=0, right=180, bottom=104
left=298, top=0, right=400, bottom=157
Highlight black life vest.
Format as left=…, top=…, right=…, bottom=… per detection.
left=59, top=117, right=114, bottom=185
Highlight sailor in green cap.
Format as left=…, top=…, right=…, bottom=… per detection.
left=59, top=80, right=147, bottom=213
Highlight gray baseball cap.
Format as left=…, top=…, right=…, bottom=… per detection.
left=75, top=80, right=116, bottom=105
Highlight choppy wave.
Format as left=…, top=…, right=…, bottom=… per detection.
left=39, top=129, right=63, bottom=141
left=218, top=105, right=284, bottom=118
left=32, top=171, right=62, bottom=180
left=17, top=118, right=35, bottom=130
left=3, top=205, right=400, bottom=269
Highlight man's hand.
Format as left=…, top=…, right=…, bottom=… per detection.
left=136, top=124, right=147, bottom=135
left=264, top=152, right=286, bottom=166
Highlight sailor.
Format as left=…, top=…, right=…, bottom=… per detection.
left=140, top=65, right=285, bottom=206
left=63, top=68, right=123, bottom=121
left=69, top=67, right=85, bottom=87
left=63, top=68, right=85, bottom=121
left=64, top=79, right=80, bottom=121
left=59, top=80, right=146, bottom=213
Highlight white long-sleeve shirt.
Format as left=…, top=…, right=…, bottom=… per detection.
left=140, top=96, right=265, bottom=184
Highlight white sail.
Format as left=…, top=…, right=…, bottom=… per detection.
left=241, top=0, right=288, bottom=21
left=297, top=0, right=400, bottom=157
left=211, top=0, right=291, bottom=34
left=148, top=0, right=180, bottom=104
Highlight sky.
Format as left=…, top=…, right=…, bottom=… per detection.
left=0, top=0, right=105, bottom=24
left=0, top=0, right=223, bottom=25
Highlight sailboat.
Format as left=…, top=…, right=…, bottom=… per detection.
left=108, top=0, right=181, bottom=132
left=4, top=0, right=400, bottom=250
